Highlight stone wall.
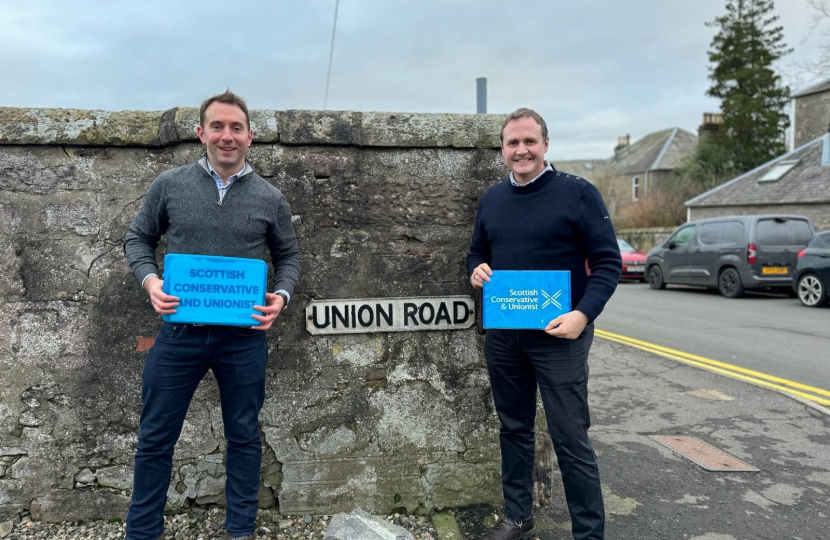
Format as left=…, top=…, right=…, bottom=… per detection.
left=689, top=204, right=830, bottom=232
left=0, top=107, right=512, bottom=521
left=794, top=91, right=830, bottom=148
left=616, top=228, right=675, bottom=254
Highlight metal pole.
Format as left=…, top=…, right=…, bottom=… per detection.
left=476, top=77, right=487, bottom=114
left=323, top=0, right=340, bottom=110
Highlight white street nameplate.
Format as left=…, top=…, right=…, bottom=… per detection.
left=305, top=296, right=475, bottom=335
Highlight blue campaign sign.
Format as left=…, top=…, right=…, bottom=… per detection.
left=161, top=254, right=267, bottom=326
left=482, top=271, right=572, bottom=329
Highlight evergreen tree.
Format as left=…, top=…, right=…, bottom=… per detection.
left=672, top=138, right=737, bottom=193
left=707, top=0, right=791, bottom=172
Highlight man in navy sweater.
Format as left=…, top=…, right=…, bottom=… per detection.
left=467, top=108, right=621, bottom=540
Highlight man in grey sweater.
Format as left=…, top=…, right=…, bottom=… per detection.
left=123, top=91, right=300, bottom=540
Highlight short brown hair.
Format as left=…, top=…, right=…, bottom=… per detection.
left=500, top=108, right=548, bottom=143
left=199, top=90, right=250, bottom=129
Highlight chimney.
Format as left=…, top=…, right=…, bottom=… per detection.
left=614, top=134, right=630, bottom=155
left=698, top=112, right=723, bottom=142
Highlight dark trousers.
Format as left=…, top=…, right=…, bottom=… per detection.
left=485, top=324, right=604, bottom=540
left=126, top=323, right=268, bottom=540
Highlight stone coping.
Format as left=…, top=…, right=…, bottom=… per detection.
left=0, top=107, right=506, bottom=148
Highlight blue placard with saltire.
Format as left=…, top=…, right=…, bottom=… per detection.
left=161, top=254, right=267, bottom=326
left=482, top=270, right=571, bottom=329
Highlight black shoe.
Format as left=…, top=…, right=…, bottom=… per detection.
left=483, top=516, right=536, bottom=540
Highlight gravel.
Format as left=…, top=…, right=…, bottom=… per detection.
left=1, top=508, right=438, bottom=540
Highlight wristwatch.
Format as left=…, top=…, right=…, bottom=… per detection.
left=276, top=292, right=289, bottom=310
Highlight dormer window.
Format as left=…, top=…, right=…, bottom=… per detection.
left=759, top=160, right=799, bottom=182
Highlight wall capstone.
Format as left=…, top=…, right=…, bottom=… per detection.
left=0, top=107, right=504, bottom=149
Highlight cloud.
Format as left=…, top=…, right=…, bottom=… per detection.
left=0, top=0, right=819, bottom=156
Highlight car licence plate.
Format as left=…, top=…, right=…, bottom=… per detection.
left=762, top=267, right=788, bottom=275
left=627, top=265, right=644, bottom=272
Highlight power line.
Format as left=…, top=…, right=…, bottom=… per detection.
left=323, top=0, right=340, bottom=110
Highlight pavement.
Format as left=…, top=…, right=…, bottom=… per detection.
left=452, top=335, right=830, bottom=540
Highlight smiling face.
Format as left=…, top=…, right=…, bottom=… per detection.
left=196, top=101, right=253, bottom=178
left=501, top=116, right=549, bottom=184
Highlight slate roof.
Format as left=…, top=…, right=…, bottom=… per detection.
left=793, top=77, right=830, bottom=99
left=611, top=127, right=697, bottom=175
left=686, top=134, right=830, bottom=207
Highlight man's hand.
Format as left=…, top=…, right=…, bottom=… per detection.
left=544, top=310, right=589, bottom=340
left=144, top=275, right=180, bottom=315
left=470, top=263, right=492, bottom=290
left=251, top=293, right=285, bottom=331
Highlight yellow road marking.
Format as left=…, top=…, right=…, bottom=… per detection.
left=596, top=329, right=830, bottom=408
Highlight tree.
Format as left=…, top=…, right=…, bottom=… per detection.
left=707, top=0, right=791, bottom=173
left=799, top=0, right=830, bottom=77
left=671, top=138, right=738, bottom=193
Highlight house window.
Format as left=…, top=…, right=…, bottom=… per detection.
left=632, top=176, right=640, bottom=201
left=759, top=160, right=799, bottom=182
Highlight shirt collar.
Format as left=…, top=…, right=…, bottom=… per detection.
left=206, top=159, right=246, bottom=186
left=510, top=161, right=553, bottom=187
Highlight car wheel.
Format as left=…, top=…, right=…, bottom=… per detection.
left=648, top=266, right=666, bottom=290
left=797, top=274, right=828, bottom=307
left=718, top=268, right=745, bottom=298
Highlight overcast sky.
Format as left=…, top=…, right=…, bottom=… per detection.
left=0, top=0, right=825, bottom=159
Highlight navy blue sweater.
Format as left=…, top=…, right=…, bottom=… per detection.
left=466, top=168, right=622, bottom=323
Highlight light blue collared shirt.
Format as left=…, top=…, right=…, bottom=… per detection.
left=509, top=161, right=553, bottom=187
left=206, top=160, right=245, bottom=203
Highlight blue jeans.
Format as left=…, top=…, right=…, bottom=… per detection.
left=485, top=324, right=604, bottom=540
left=126, top=323, right=268, bottom=540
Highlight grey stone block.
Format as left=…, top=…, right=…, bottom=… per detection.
left=95, top=465, right=133, bottom=491
left=278, top=110, right=360, bottom=145
left=0, top=108, right=164, bottom=146
left=359, top=112, right=505, bottom=149
left=323, top=509, right=414, bottom=540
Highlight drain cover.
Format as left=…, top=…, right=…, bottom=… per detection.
left=651, top=435, right=759, bottom=472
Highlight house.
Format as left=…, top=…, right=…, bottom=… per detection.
left=551, top=125, right=699, bottom=217
left=686, top=132, right=830, bottom=230
left=604, top=128, right=698, bottom=215
left=793, top=78, right=830, bottom=149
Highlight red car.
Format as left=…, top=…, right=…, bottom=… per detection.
left=618, top=238, right=647, bottom=281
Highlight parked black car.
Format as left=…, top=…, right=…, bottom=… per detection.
left=646, top=215, right=814, bottom=298
left=793, top=231, right=830, bottom=307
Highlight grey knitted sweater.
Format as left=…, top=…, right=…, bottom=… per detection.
left=124, top=156, right=301, bottom=297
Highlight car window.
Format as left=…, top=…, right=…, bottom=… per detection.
left=723, top=221, right=745, bottom=244
left=672, top=226, right=695, bottom=248
left=791, top=220, right=813, bottom=245
left=698, top=222, right=724, bottom=245
left=816, top=232, right=830, bottom=247
left=617, top=239, right=635, bottom=252
left=756, top=219, right=793, bottom=246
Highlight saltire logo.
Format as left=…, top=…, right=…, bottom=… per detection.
left=540, top=289, right=562, bottom=310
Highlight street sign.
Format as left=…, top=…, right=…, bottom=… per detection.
left=306, top=296, right=475, bottom=335
left=482, top=270, right=572, bottom=329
